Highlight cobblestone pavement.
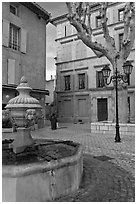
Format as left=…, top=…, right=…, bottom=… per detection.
left=3, top=122, right=135, bottom=201
left=31, top=123, right=135, bottom=178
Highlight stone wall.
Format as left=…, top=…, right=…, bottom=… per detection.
left=91, top=122, right=135, bottom=136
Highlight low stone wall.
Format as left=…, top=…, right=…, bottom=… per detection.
left=2, top=144, right=83, bottom=202
left=91, top=122, right=135, bottom=136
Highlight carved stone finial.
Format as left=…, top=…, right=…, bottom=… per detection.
left=17, top=76, right=31, bottom=89
left=20, top=76, right=28, bottom=83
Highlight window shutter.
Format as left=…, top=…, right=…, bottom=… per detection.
left=8, top=59, right=15, bottom=84
left=20, top=28, right=27, bottom=53
left=96, top=71, right=99, bottom=88
left=2, top=19, right=9, bottom=47
left=70, top=74, right=74, bottom=91
left=85, top=72, right=88, bottom=89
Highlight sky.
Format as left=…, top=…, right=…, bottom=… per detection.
left=37, top=2, right=68, bottom=80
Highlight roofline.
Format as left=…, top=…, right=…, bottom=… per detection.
left=51, top=13, right=68, bottom=26
left=20, top=2, right=51, bottom=22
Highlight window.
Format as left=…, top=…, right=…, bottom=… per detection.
left=97, top=71, right=104, bottom=88
left=65, top=25, right=66, bottom=37
left=64, top=75, right=71, bottom=91
left=64, top=25, right=72, bottom=37
left=10, top=4, right=18, bottom=15
left=78, top=73, right=85, bottom=89
left=96, top=16, right=101, bottom=28
left=118, top=8, right=124, bottom=21
left=9, top=24, right=20, bottom=51
left=119, top=33, right=124, bottom=51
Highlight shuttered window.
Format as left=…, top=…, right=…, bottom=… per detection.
left=64, top=75, right=71, bottom=91
left=118, top=8, right=124, bottom=21
left=78, top=73, right=85, bottom=89
left=96, top=71, right=104, bottom=88
left=2, top=19, right=27, bottom=53
left=75, top=72, right=88, bottom=90
left=9, top=23, right=20, bottom=51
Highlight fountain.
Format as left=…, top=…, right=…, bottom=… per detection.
left=2, top=77, right=83, bottom=202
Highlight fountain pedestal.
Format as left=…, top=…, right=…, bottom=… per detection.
left=5, top=76, right=42, bottom=153
left=10, top=128, right=34, bottom=153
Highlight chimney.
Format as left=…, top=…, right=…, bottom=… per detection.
left=51, top=75, right=53, bottom=80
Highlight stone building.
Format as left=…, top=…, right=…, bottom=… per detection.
left=52, top=2, right=135, bottom=123
left=2, top=2, right=50, bottom=116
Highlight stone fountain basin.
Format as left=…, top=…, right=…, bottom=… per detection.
left=2, top=142, right=83, bottom=202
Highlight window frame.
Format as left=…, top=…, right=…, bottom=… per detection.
left=118, top=8, right=124, bottom=22
left=119, top=33, right=124, bottom=51
left=78, top=73, right=86, bottom=90
left=64, top=75, right=71, bottom=91
left=10, top=4, right=18, bottom=16
left=96, top=16, right=102, bottom=28
left=96, top=70, right=105, bottom=88
left=9, top=23, right=20, bottom=51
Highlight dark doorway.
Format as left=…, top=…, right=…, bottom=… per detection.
left=97, top=98, right=108, bottom=121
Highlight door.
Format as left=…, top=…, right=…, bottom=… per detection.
left=97, top=98, right=108, bottom=121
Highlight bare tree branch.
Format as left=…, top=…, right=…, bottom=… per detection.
left=100, top=3, right=115, bottom=48
left=121, top=2, right=135, bottom=60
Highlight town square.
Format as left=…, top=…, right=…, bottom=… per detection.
left=2, top=2, right=135, bottom=202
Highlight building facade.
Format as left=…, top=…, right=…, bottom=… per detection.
left=52, top=2, right=135, bottom=123
left=2, top=2, right=50, bottom=117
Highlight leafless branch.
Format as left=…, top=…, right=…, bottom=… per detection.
left=121, top=2, right=135, bottom=60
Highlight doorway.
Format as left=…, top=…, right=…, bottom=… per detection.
left=97, top=98, right=108, bottom=121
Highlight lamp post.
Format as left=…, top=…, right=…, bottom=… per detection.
left=102, top=61, right=133, bottom=142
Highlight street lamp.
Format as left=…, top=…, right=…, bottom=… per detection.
left=102, top=61, right=133, bottom=142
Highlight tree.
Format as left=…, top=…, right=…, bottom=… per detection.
left=66, top=2, right=135, bottom=73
